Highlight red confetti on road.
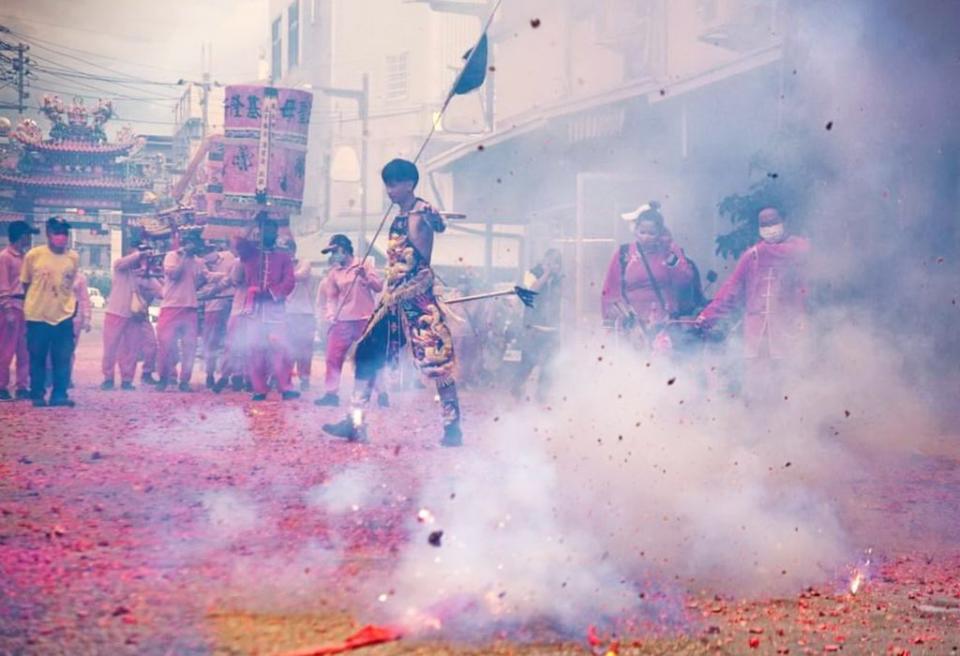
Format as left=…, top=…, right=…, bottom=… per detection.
left=2, top=330, right=959, bottom=654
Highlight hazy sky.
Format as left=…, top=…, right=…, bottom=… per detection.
left=0, top=0, right=267, bottom=134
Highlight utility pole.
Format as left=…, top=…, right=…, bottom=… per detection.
left=200, top=74, right=210, bottom=141
left=14, top=43, right=27, bottom=113
left=178, top=45, right=214, bottom=143
left=201, top=43, right=211, bottom=142
left=0, top=27, right=31, bottom=113
left=359, top=73, right=369, bottom=254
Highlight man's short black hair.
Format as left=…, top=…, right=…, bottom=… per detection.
left=381, top=158, right=419, bottom=187
left=46, top=216, right=71, bottom=234
left=8, top=220, right=39, bottom=242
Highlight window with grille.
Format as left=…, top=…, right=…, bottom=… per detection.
left=288, top=1, right=300, bottom=70
left=385, top=52, right=409, bottom=103
left=271, top=17, right=282, bottom=81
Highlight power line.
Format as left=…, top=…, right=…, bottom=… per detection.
left=26, top=50, right=181, bottom=99
left=113, top=116, right=180, bottom=127
left=26, top=52, right=180, bottom=102
left=0, top=30, right=188, bottom=121
left=3, top=24, right=185, bottom=81
left=11, top=96, right=180, bottom=128
left=28, top=83, right=178, bottom=107
left=32, top=63, right=181, bottom=86
left=6, top=26, right=184, bottom=89
left=31, top=69, right=179, bottom=108
left=33, top=74, right=179, bottom=105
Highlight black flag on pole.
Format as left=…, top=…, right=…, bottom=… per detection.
left=453, top=33, right=488, bottom=95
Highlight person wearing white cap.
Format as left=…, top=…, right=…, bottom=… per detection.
left=313, top=233, right=382, bottom=406
left=600, top=201, right=700, bottom=350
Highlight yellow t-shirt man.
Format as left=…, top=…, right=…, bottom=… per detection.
left=20, top=245, right=80, bottom=325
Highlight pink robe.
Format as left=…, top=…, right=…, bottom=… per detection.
left=0, top=245, right=28, bottom=391
left=601, top=239, right=695, bottom=325
left=233, top=240, right=295, bottom=394
left=698, top=235, right=810, bottom=359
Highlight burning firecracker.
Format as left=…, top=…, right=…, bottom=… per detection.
left=849, top=548, right=873, bottom=595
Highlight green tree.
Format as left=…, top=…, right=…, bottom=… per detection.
left=715, top=129, right=828, bottom=260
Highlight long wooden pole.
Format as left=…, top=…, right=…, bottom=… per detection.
left=330, top=0, right=503, bottom=322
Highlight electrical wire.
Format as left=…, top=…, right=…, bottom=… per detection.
left=31, top=63, right=181, bottom=86
left=24, top=50, right=181, bottom=100
left=7, top=27, right=185, bottom=91
left=4, top=24, right=184, bottom=81
left=30, top=72, right=179, bottom=108
left=27, top=83, right=179, bottom=110
left=33, top=70, right=178, bottom=101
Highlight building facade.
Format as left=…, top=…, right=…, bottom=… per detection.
left=267, top=0, right=483, bottom=262
left=171, top=83, right=227, bottom=176
left=265, top=0, right=786, bottom=303
left=423, top=0, right=786, bottom=321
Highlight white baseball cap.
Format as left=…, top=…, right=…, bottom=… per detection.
left=620, top=200, right=662, bottom=222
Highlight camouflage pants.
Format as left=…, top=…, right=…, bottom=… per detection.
left=353, top=285, right=460, bottom=428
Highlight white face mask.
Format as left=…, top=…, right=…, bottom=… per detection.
left=759, top=223, right=786, bottom=243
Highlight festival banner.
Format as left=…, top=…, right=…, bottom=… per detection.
left=221, top=85, right=313, bottom=213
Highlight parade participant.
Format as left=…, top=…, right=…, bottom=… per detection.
left=313, top=234, right=382, bottom=406
left=43, top=270, right=93, bottom=392
left=198, top=247, right=235, bottom=388
left=446, top=274, right=484, bottom=388
left=322, top=159, right=463, bottom=446
left=20, top=217, right=79, bottom=407
left=695, top=207, right=809, bottom=396
left=232, top=213, right=297, bottom=401
left=0, top=220, right=39, bottom=401
left=131, top=273, right=161, bottom=385
left=213, top=257, right=252, bottom=393
left=156, top=231, right=206, bottom=392
left=100, top=243, right=152, bottom=390
left=511, top=249, right=563, bottom=401
left=281, top=238, right=318, bottom=391
left=69, top=269, right=92, bottom=385
left=601, top=201, right=698, bottom=349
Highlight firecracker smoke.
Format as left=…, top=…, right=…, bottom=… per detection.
left=72, top=0, right=960, bottom=647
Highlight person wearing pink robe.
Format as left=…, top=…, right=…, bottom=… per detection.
left=696, top=207, right=810, bottom=400
left=233, top=216, right=297, bottom=401
left=0, top=221, right=39, bottom=401
left=601, top=202, right=697, bottom=351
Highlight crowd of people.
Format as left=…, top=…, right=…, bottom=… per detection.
left=508, top=200, right=809, bottom=403
left=0, top=217, right=91, bottom=407
left=0, top=158, right=809, bottom=444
